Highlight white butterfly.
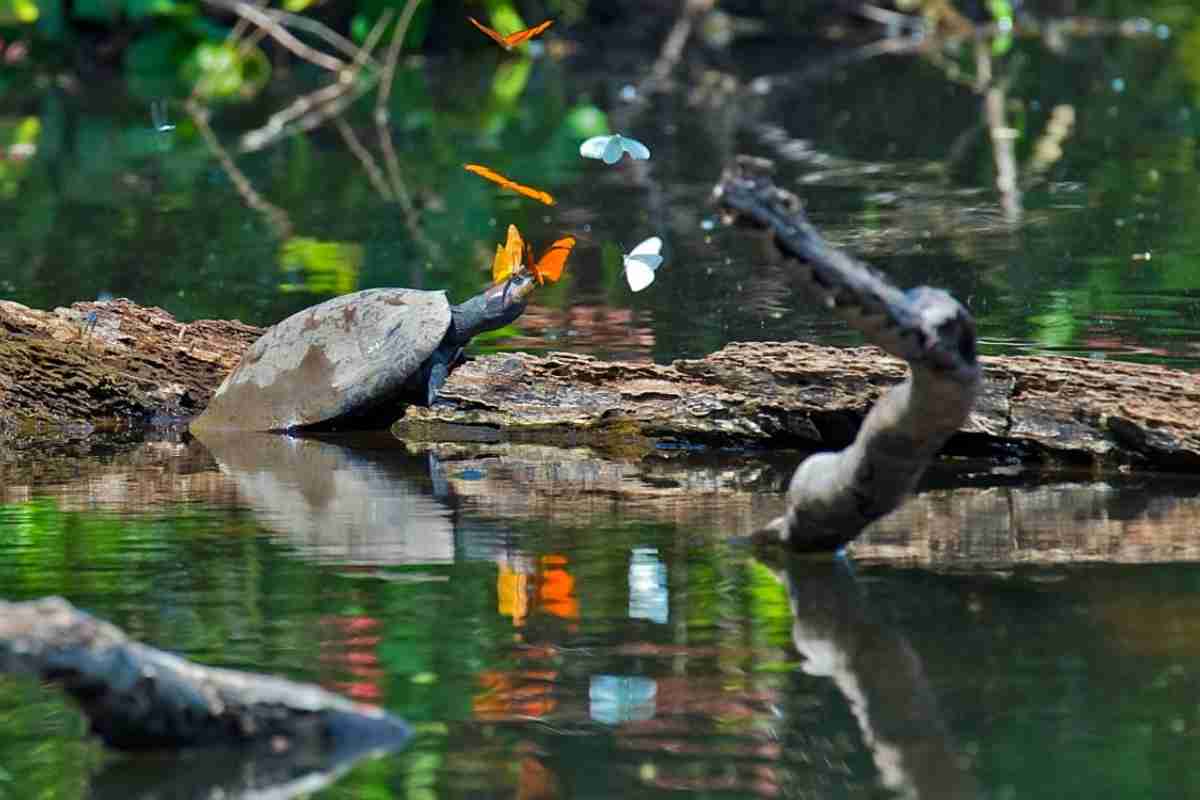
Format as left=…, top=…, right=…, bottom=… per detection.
left=623, top=237, right=664, bottom=292
left=579, top=133, right=651, bottom=165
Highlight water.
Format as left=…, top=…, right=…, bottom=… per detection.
left=4, top=438, right=1200, bottom=797
left=5, top=3, right=1200, bottom=797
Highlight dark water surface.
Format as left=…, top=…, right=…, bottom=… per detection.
left=4, top=437, right=1200, bottom=798
left=6, top=3, right=1200, bottom=798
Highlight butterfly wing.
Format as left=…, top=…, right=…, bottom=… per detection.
left=628, top=236, right=663, bottom=259
left=510, top=181, right=556, bottom=206
left=620, top=136, right=651, bottom=161
left=465, top=163, right=506, bottom=185
left=532, top=236, right=576, bottom=284
left=465, top=163, right=555, bottom=206
left=492, top=243, right=513, bottom=284
left=602, top=135, right=624, bottom=165
left=623, top=237, right=664, bottom=292
left=468, top=17, right=512, bottom=48
left=580, top=136, right=613, bottom=160
left=504, top=18, right=554, bottom=47
left=624, top=257, right=657, bottom=292
left=505, top=224, right=525, bottom=271
left=492, top=224, right=524, bottom=284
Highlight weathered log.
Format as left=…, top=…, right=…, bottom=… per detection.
left=0, top=597, right=409, bottom=751
left=0, top=298, right=260, bottom=436
left=3, top=296, right=1200, bottom=469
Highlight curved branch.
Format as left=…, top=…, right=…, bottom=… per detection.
left=715, top=156, right=981, bottom=551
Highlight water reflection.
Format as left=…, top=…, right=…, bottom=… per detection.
left=194, top=430, right=454, bottom=570
left=778, top=558, right=978, bottom=798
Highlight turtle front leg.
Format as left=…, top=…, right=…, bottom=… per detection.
left=423, top=344, right=463, bottom=406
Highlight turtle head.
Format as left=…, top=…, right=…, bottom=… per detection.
left=448, top=271, right=536, bottom=345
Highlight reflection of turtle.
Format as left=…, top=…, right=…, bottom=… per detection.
left=191, top=274, right=534, bottom=433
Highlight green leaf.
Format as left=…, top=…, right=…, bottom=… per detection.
left=0, top=0, right=39, bottom=23
left=182, top=41, right=271, bottom=100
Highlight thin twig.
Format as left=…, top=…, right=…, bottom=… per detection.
left=188, top=100, right=294, bottom=239
left=643, top=0, right=715, bottom=92
left=205, top=0, right=347, bottom=72
left=335, top=118, right=394, bottom=201
left=258, top=6, right=375, bottom=65
left=376, top=0, right=423, bottom=121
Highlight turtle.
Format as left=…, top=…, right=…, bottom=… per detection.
left=190, top=272, right=535, bottom=434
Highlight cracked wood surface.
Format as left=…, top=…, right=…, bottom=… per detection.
left=0, top=298, right=260, bottom=437
left=2, top=298, right=1198, bottom=469
left=399, top=341, right=1200, bottom=470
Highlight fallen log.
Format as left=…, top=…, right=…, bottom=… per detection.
left=0, top=596, right=409, bottom=752
left=0, top=298, right=260, bottom=438
left=2, top=298, right=1198, bottom=470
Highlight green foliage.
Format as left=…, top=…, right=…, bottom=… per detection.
left=182, top=40, right=271, bottom=99
left=0, top=0, right=39, bottom=23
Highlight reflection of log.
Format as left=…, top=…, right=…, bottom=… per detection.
left=7, top=437, right=1200, bottom=567
left=0, top=597, right=408, bottom=751
left=3, top=310, right=1200, bottom=472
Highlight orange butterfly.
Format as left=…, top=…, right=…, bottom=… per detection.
left=492, top=224, right=576, bottom=286
left=465, top=163, right=555, bottom=207
left=468, top=17, right=554, bottom=51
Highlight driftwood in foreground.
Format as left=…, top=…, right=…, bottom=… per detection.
left=0, top=597, right=409, bottom=751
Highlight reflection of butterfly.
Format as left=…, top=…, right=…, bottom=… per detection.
left=579, top=134, right=651, bottom=165
left=468, top=17, right=554, bottom=50
left=492, top=224, right=576, bottom=286
left=465, top=163, right=556, bottom=206
left=623, top=237, right=664, bottom=292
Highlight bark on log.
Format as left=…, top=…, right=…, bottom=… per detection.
left=0, top=597, right=409, bottom=751
left=2, top=299, right=1198, bottom=470
left=0, top=298, right=260, bottom=437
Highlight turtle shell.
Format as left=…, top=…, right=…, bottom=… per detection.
left=191, top=288, right=452, bottom=433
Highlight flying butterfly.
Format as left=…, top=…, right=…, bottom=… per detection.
left=465, top=163, right=556, bottom=206
left=492, top=224, right=576, bottom=286
left=468, top=16, right=554, bottom=51
left=622, top=237, right=664, bottom=292
left=579, top=133, right=651, bottom=165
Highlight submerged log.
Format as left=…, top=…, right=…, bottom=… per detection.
left=2, top=298, right=1199, bottom=470
left=0, top=597, right=409, bottom=751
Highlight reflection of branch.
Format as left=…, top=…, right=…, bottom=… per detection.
left=238, top=11, right=392, bottom=153
left=255, top=6, right=371, bottom=64
left=205, top=0, right=347, bottom=72
left=644, top=0, right=715, bottom=91
left=335, top=117, right=393, bottom=201
left=1023, top=104, right=1075, bottom=187
left=376, top=0, right=423, bottom=121
left=978, top=43, right=1021, bottom=223
left=774, top=560, right=979, bottom=798
left=188, top=100, right=294, bottom=240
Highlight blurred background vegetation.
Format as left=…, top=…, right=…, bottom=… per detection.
left=3, top=0, right=1200, bottom=366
